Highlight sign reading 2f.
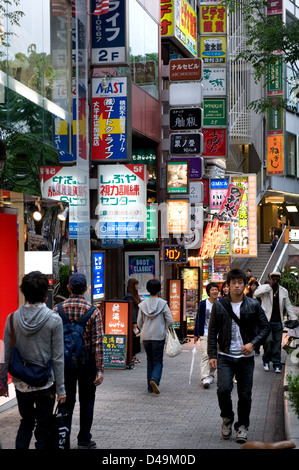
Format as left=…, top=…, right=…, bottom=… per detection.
left=91, top=0, right=129, bottom=66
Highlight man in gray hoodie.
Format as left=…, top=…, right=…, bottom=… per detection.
left=137, top=279, right=174, bottom=394
left=0, top=271, right=66, bottom=449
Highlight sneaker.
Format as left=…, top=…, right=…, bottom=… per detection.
left=221, top=418, right=232, bottom=440
left=274, top=367, right=282, bottom=373
left=236, top=425, right=248, bottom=444
left=77, top=440, right=97, bottom=449
left=263, top=363, right=270, bottom=371
left=150, top=379, right=160, bottom=394
left=202, top=377, right=210, bottom=388
left=208, top=376, right=214, bottom=384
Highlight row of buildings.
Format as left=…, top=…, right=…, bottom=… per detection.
left=1, top=0, right=299, bottom=340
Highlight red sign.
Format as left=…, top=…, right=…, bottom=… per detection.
left=105, top=301, right=129, bottom=336
left=169, top=58, right=202, bottom=81
left=202, top=128, right=226, bottom=157
left=168, top=280, right=181, bottom=325
left=219, top=185, right=245, bottom=219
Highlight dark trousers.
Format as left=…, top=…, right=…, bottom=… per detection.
left=15, top=384, right=55, bottom=449
left=143, top=340, right=165, bottom=392
left=217, top=354, right=255, bottom=430
left=61, top=360, right=97, bottom=446
left=262, top=321, right=283, bottom=368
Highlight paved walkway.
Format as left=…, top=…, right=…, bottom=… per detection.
left=0, top=340, right=286, bottom=451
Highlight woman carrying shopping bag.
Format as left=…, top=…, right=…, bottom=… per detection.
left=137, top=279, right=174, bottom=394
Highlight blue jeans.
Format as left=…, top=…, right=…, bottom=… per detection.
left=217, top=355, right=255, bottom=429
left=262, top=321, right=283, bottom=369
left=61, top=360, right=97, bottom=446
left=15, top=384, right=56, bottom=449
left=143, top=340, right=165, bottom=391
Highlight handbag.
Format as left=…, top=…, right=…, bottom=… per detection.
left=50, top=404, right=70, bottom=450
left=8, top=312, right=52, bottom=387
left=165, top=326, right=182, bottom=358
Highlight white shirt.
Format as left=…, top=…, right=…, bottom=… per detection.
left=220, top=301, right=254, bottom=358
left=203, top=299, right=213, bottom=336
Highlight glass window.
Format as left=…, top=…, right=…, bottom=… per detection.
left=287, top=132, right=296, bottom=176
left=129, top=0, right=159, bottom=100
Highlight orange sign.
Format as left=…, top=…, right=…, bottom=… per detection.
left=267, top=134, right=284, bottom=175
left=105, top=301, right=129, bottom=336
left=168, top=280, right=181, bottom=325
left=199, top=219, right=226, bottom=260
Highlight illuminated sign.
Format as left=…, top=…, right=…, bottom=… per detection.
left=105, top=301, right=129, bottom=336
left=97, top=164, right=147, bottom=239
left=200, top=4, right=226, bottom=34
left=199, top=219, right=226, bottom=259
left=161, top=0, right=197, bottom=57
left=164, top=246, right=187, bottom=263
left=91, top=77, right=128, bottom=161
left=168, top=279, right=182, bottom=327
left=167, top=200, right=189, bottom=234
left=202, top=128, right=227, bottom=157
left=218, top=184, right=245, bottom=219
left=167, top=161, right=189, bottom=194
left=201, top=36, right=226, bottom=64
left=169, top=58, right=202, bottom=81
left=169, top=107, right=203, bottom=131
left=267, top=134, right=284, bottom=175
left=92, top=251, right=105, bottom=300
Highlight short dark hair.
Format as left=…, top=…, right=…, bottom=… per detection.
left=206, top=282, right=219, bottom=296
left=227, top=268, right=246, bottom=286
left=146, top=279, right=161, bottom=296
left=20, top=271, right=49, bottom=303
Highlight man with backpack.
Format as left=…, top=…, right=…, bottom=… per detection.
left=54, top=272, right=104, bottom=449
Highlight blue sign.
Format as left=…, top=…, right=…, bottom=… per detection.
left=92, top=252, right=105, bottom=300
left=69, top=221, right=90, bottom=240
left=98, top=221, right=145, bottom=239
left=91, top=0, right=128, bottom=65
left=210, top=178, right=229, bottom=189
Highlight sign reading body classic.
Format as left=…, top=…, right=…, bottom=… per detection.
left=92, top=77, right=128, bottom=161
left=97, top=164, right=147, bottom=239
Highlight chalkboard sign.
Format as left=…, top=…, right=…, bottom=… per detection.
left=103, top=334, right=127, bottom=369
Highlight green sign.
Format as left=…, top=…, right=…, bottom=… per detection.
left=268, top=99, right=283, bottom=133
left=203, top=98, right=227, bottom=126
left=103, top=334, right=127, bottom=369
left=127, top=204, right=158, bottom=244
left=131, top=149, right=156, bottom=163
left=267, top=57, right=283, bottom=95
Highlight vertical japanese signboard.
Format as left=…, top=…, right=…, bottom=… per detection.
left=92, top=251, right=105, bottom=301
left=97, top=164, right=147, bottom=239
left=200, top=4, right=226, bottom=35
left=161, top=0, right=197, bottom=57
left=91, top=0, right=129, bottom=66
left=168, top=280, right=182, bottom=328
left=267, top=135, right=284, bottom=175
left=92, top=77, right=128, bottom=161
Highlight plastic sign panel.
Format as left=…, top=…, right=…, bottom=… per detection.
left=161, top=0, right=197, bottom=57
left=200, top=36, right=226, bottom=64
left=209, top=178, right=229, bottom=210
left=218, top=184, right=245, bottom=219
left=267, top=134, right=284, bottom=175
left=169, top=82, right=203, bottom=107
left=171, top=157, right=203, bottom=180
left=167, top=161, right=189, bottom=194
left=202, top=128, right=227, bottom=157
left=105, top=301, right=129, bottom=336
left=125, top=251, right=159, bottom=298
left=168, top=280, right=182, bottom=328
left=170, top=133, right=204, bottom=155
left=169, top=107, right=203, bottom=131
left=167, top=200, right=189, bottom=234
left=91, top=0, right=129, bottom=66
left=92, top=251, right=105, bottom=300
left=169, top=58, right=202, bottom=81
left=203, top=67, right=226, bottom=95
left=97, top=164, right=147, bottom=239
left=200, top=4, right=226, bottom=34
left=203, top=99, right=227, bottom=126
left=92, top=77, right=128, bottom=161
left=199, top=219, right=226, bottom=259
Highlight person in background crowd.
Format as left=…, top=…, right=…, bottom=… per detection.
left=53, top=273, right=104, bottom=449
left=137, top=279, right=173, bottom=395
left=208, top=269, right=270, bottom=444
left=123, top=278, right=141, bottom=364
left=221, top=281, right=229, bottom=297
left=254, top=271, right=297, bottom=373
left=245, top=269, right=252, bottom=284
left=246, top=279, right=261, bottom=355
left=194, top=282, right=219, bottom=389
left=0, top=271, right=66, bottom=449
left=270, top=234, right=279, bottom=252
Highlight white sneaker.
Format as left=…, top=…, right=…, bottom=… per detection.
left=202, top=377, right=210, bottom=388
left=221, top=418, right=232, bottom=440
left=208, top=376, right=214, bottom=384
left=263, top=363, right=270, bottom=371
left=236, top=425, right=248, bottom=444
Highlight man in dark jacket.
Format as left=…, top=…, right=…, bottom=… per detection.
left=208, top=269, right=270, bottom=444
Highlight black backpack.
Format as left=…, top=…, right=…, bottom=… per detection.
left=57, top=304, right=96, bottom=370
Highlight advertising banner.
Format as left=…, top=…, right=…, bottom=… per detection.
left=200, top=36, right=226, bottom=64
left=202, top=128, right=226, bottom=157
left=167, top=200, right=189, bottom=234
left=97, top=164, right=147, bottom=239
left=105, top=301, right=129, bottom=336
left=91, top=0, right=128, bottom=65
left=209, top=178, right=229, bottom=210
left=125, top=252, right=159, bottom=297
left=167, top=161, right=189, bottom=194
left=92, top=252, right=105, bottom=301
left=92, top=77, right=128, bottom=161
left=161, top=0, right=197, bottom=57
left=200, top=4, right=226, bottom=34
left=267, top=134, right=284, bottom=175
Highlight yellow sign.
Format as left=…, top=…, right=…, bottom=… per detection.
left=200, top=5, right=226, bottom=35
left=161, top=0, right=197, bottom=57
left=267, top=134, right=284, bottom=175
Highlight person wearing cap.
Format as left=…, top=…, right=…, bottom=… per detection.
left=254, top=271, right=298, bottom=373
left=53, top=272, right=104, bottom=449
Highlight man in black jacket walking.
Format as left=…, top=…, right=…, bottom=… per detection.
left=208, top=269, right=270, bottom=444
